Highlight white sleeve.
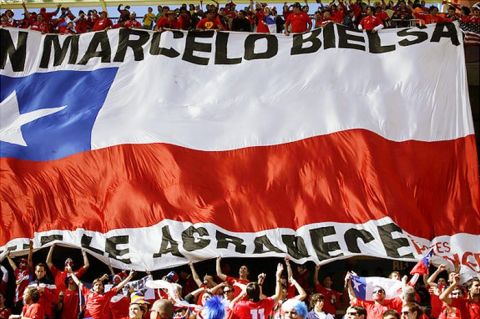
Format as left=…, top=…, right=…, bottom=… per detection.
left=0, top=265, right=8, bottom=283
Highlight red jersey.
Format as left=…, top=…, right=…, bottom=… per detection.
left=82, top=286, right=118, bottom=319
left=226, top=276, right=250, bottom=298
left=0, top=307, right=12, bottom=319
left=109, top=294, right=130, bottom=319
left=22, top=303, right=45, bottom=319
left=75, top=18, right=89, bottom=33
left=60, top=289, right=80, bottom=319
left=14, top=268, right=30, bottom=303
left=359, top=15, right=383, bottom=31
left=196, top=17, right=223, bottom=30
left=51, top=266, right=86, bottom=293
left=156, top=17, right=180, bottom=30
left=30, top=21, right=51, bottom=33
left=354, top=298, right=402, bottom=319
left=285, top=12, right=312, bottom=33
left=256, top=20, right=270, bottom=33
left=232, top=297, right=275, bottom=319
left=451, top=297, right=480, bottom=319
left=124, top=19, right=142, bottom=29
left=93, top=18, right=113, bottom=31
left=314, top=284, right=342, bottom=315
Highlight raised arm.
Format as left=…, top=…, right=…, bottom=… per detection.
left=27, top=240, right=33, bottom=270
left=216, top=257, right=227, bottom=282
left=344, top=272, right=357, bottom=304
left=290, top=276, right=307, bottom=301
left=314, top=264, right=320, bottom=286
left=439, top=272, right=459, bottom=305
left=285, top=256, right=294, bottom=281
left=271, top=263, right=284, bottom=303
left=115, top=270, right=134, bottom=291
left=81, top=249, right=90, bottom=271
left=189, top=262, right=203, bottom=287
left=46, top=244, right=55, bottom=270
left=66, top=265, right=83, bottom=289
left=6, top=252, right=17, bottom=271
left=427, top=264, right=446, bottom=286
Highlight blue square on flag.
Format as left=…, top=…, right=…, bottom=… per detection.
left=351, top=274, right=367, bottom=300
left=0, top=68, right=117, bottom=161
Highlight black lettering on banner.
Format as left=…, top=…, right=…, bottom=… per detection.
left=215, top=32, right=242, bottom=64
left=337, top=24, right=365, bottom=51
left=282, top=235, right=310, bottom=259
left=430, top=23, right=460, bottom=46
left=397, top=28, right=429, bottom=47
left=377, top=223, right=414, bottom=258
left=0, top=29, right=27, bottom=72
left=216, top=231, right=247, bottom=253
left=81, top=234, right=104, bottom=255
left=367, top=32, right=395, bottom=53
left=40, top=235, right=64, bottom=246
left=182, top=226, right=211, bottom=251
left=153, top=225, right=183, bottom=258
left=323, top=23, right=336, bottom=49
left=105, top=235, right=131, bottom=264
left=183, top=30, right=214, bottom=65
left=309, top=226, right=344, bottom=261
left=78, top=31, right=112, bottom=65
left=244, top=34, right=278, bottom=60
left=40, top=35, right=79, bottom=68
left=253, top=235, right=285, bottom=254
left=291, top=28, right=322, bottom=55
left=22, top=243, right=29, bottom=250
left=150, top=31, right=183, bottom=58
left=344, top=229, right=374, bottom=253
left=114, top=29, right=150, bottom=62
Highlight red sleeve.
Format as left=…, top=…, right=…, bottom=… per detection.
left=50, top=265, right=59, bottom=277
left=75, top=267, right=87, bottom=279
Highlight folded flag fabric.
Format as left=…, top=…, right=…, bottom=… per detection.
left=350, top=273, right=403, bottom=301
left=410, top=248, right=434, bottom=276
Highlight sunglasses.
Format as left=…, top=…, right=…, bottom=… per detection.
left=373, top=290, right=385, bottom=294
left=347, top=312, right=358, bottom=315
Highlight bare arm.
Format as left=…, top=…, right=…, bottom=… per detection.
left=189, top=262, right=203, bottom=287
left=426, top=264, right=446, bottom=286
left=209, top=282, right=226, bottom=294
left=46, top=244, right=55, bottom=270
left=291, top=277, right=307, bottom=301
left=313, top=264, right=320, bottom=286
left=216, top=257, right=227, bottom=282
left=66, top=265, right=83, bottom=289
left=345, top=272, right=357, bottom=304
left=27, top=240, right=33, bottom=270
left=81, top=249, right=90, bottom=271
left=115, top=271, right=134, bottom=291
left=6, top=253, right=17, bottom=271
left=439, top=273, right=460, bottom=305
left=271, top=263, right=284, bottom=303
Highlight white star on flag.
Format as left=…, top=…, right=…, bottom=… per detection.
left=353, top=279, right=361, bottom=291
left=0, top=91, right=66, bottom=146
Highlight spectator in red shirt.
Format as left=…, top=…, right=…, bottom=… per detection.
left=69, top=267, right=134, bottom=319
left=359, top=6, right=384, bottom=32
left=9, top=287, right=45, bottom=319
left=155, top=11, right=180, bottom=32
left=0, top=292, right=12, bottom=319
left=124, top=12, right=142, bottom=29
left=217, top=257, right=250, bottom=298
left=57, top=276, right=80, bottom=319
left=313, top=265, right=342, bottom=317
left=6, top=251, right=31, bottom=313
left=30, top=14, right=50, bottom=33
left=196, top=11, right=225, bottom=30
left=440, top=274, right=480, bottom=319
left=92, top=11, right=113, bottom=32
left=284, top=2, right=312, bottom=35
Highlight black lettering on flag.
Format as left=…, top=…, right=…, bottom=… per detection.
left=0, top=29, right=28, bottom=72
left=244, top=34, right=278, bottom=60
left=40, top=235, right=64, bottom=246
left=81, top=234, right=104, bottom=255
left=337, top=24, right=366, bottom=51
left=431, top=23, right=460, bottom=46
left=309, top=226, right=344, bottom=261
left=323, top=23, right=336, bottom=49
left=106, top=235, right=131, bottom=264
left=40, top=35, right=79, bottom=68
left=215, top=32, right=242, bottom=64
left=183, top=30, right=214, bottom=65
left=377, top=223, right=414, bottom=258
left=114, top=29, right=150, bottom=62
left=397, top=28, right=429, bottom=47
left=78, top=31, right=112, bottom=65
left=291, top=28, right=322, bottom=55
left=182, top=226, right=211, bottom=251
left=344, top=228, right=374, bottom=253
left=282, top=235, right=310, bottom=259
left=367, top=32, right=395, bottom=53
left=153, top=225, right=183, bottom=258
left=216, top=231, right=247, bottom=253
left=150, top=31, right=183, bottom=58
left=253, top=235, right=285, bottom=254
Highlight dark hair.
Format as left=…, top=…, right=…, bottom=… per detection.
left=29, top=287, right=41, bottom=303
left=353, top=306, right=366, bottom=317
left=404, top=303, right=423, bottom=318
left=246, top=282, right=261, bottom=302
left=36, top=263, right=47, bottom=271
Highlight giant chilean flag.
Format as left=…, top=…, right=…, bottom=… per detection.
left=0, top=24, right=479, bottom=274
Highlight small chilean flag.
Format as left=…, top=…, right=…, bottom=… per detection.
left=410, top=248, right=434, bottom=276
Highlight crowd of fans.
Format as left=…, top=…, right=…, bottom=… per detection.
left=0, top=0, right=479, bottom=35
left=0, top=242, right=479, bottom=319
